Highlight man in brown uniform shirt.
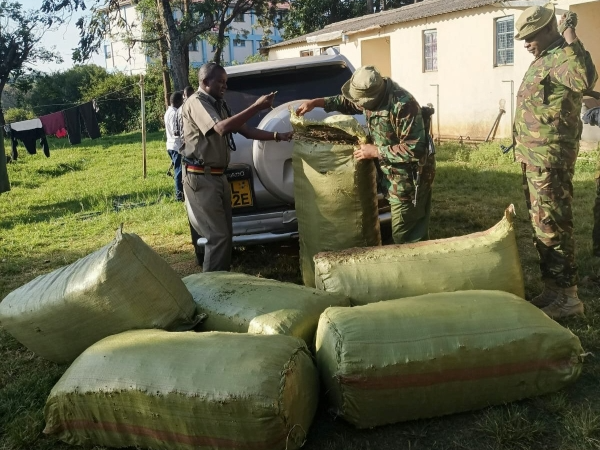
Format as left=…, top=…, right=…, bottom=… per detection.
left=181, top=63, right=292, bottom=272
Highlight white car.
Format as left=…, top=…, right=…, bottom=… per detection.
left=195, top=52, right=391, bottom=248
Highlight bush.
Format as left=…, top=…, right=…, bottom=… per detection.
left=4, top=108, right=35, bottom=124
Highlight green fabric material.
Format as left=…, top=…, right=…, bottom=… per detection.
left=314, top=207, right=525, bottom=305
left=183, top=272, right=350, bottom=346
left=390, top=185, right=432, bottom=244
left=315, top=290, right=583, bottom=429
left=0, top=229, right=198, bottom=363
left=290, top=113, right=382, bottom=287
left=44, top=330, right=319, bottom=450
left=0, top=139, right=10, bottom=194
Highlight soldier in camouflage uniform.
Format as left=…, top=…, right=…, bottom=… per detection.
left=296, top=66, right=435, bottom=244
left=514, top=3, right=597, bottom=318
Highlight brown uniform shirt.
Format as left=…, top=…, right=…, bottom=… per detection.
left=180, top=90, right=231, bottom=168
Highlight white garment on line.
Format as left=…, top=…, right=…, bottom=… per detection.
left=10, top=118, right=43, bottom=132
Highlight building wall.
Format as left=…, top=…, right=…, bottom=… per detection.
left=104, top=5, right=148, bottom=75
left=268, top=0, right=600, bottom=141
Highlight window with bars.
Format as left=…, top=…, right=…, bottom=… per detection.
left=423, top=30, right=437, bottom=72
left=189, top=40, right=198, bottom=52
left=234, top=12, right=245, bottom=22
left=496, top=16, right=514, bottom=65
left=233, top=39, right=246, bottom=47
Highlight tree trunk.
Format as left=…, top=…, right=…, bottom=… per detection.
left=157, top=0, right=189, bottom=91
left=367, top=0, right=374, bottom=13
left=158, top=37, right=171, bottom=108
left=212, top=22, right=227, bottom=64
left=0, top=137, right=10, bottom=194
left=0, top=79, right=6, bottom=128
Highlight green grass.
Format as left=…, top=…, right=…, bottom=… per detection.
left=1, top=134, right=600, bottom=450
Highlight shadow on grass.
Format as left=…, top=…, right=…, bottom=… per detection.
left=35, top=161, right=86, bottom=178
left=1, top=189, right=172, bottom=231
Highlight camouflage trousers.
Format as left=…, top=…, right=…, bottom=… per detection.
left=521, top=163, right=578, bottom=287
left=593, top=176, right=600, bottom=257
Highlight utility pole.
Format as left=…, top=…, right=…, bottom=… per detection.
left=140, top=74, right=147, bottom=179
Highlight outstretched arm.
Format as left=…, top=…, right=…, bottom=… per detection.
left=213, top=93, right=275, bottom=136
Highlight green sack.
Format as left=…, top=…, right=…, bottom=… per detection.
left=0, top=228, right=198, bottom=363
left=315, top=290, right=583, bottom=429
left=291, top=113, right=381, bottom=287
left=44, top=330, right=319, bottom=450
left=314, top=206, right=525, bottom=305
left=183, top=272, right=350, bottom=346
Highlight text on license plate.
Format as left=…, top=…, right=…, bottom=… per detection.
left=230, top=179, right=253, bottom=208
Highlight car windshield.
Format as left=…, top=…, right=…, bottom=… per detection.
left=225, top=64, right=353, bottom=128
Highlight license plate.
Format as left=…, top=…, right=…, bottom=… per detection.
left=230, top=179, right=253, bottom=208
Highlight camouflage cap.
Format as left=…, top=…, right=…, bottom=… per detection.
left=515, top=2, right=555, bottom=40
left=341, top=66, right=386, bottom=108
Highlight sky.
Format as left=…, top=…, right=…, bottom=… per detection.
left=18, top=0, right=105, bottom=73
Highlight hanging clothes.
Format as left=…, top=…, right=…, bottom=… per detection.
left=62, top=107, right=82, bottom=145
left=79, top=101, right=101, bottom=139
left=40, top=111, right=67, bottom=136
left=10, top=118, right=43, bottom=132
left=9, top=127, right=49, bottom=160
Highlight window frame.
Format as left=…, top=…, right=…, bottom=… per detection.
left=104, top=43, right=112, bottom=59
left=423, top=29, right=437, bottom=72
left=233, top=12, right=245, bottom=22
left=233, top=39, right=246, bottom=47
left=495, top=15, right=514, bottom=66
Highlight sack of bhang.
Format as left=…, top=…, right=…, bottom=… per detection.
left=314, top=206, right=524, bottom=305
left=290, top=113, right=381, bottom=288
left=0, top=228, right=198, bottom=363
left=183, top=272, right=350, bottom=346
left=44, top=330, right=319, bottom=450
left=315, top=290, right=583, bottom=429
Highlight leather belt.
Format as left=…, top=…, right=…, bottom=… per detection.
left=185, top=164, right=225, bottom=175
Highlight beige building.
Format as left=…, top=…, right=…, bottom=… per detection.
left=267, top=0, right=600, bottom=142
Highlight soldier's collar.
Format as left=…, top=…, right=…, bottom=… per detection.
left=537, top=36, right=565, bottom=59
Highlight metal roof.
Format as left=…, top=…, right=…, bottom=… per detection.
left=269, top=0, right=502, bottom=49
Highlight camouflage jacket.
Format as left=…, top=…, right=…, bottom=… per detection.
left=514, top=37, right=598, bottom=168
left=324, top=82, right=435, bottom=203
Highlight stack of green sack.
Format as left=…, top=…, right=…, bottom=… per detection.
left=0, top=227, right=199, bottom=363
left=44, top=330, right=319, bottom=450
left=291, top=112, right=381, bottom=287
left=314, top=206, right=525, bottom=305
left=184, top=271, right=350, bottom=346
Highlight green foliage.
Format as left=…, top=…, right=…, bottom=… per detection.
left=27, top=65, right=109, bottom=116
left=3, top=108, right=35, bottom=124
left=281, top=0, right=415, bottom=39
left=0, top=0, right=62, bottom=125
left=244, top=54, right=268, bottom=64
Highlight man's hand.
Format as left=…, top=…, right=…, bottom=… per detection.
left=278, top=131, right=294, bottom=142
left=295, top=100, right=315, bottom=116
left=559, top=12, right=578, bottom=44
left=353, top=144, right=379, bottom=160
left=253, top=92, right=276, bottom=110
